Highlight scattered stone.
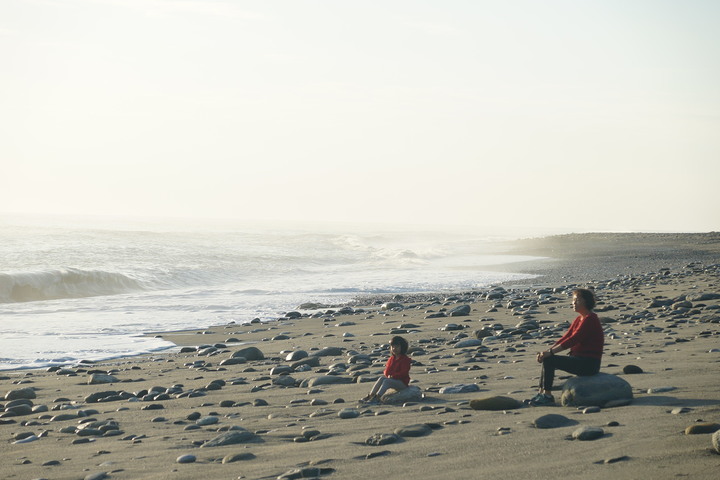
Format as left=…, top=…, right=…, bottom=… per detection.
left=222, top=452, right=256, bottom=463
left=311, top=347, right=344, bottom=357
left=176, top=454, right=196, bottom=464
left=395, top=424, right=433, bottom=437
left=469, top=396, right=523, bottom=411
left=200, top=429, right=261, bottom=447
left=712, top=430, right=720, bottom=454
left=84, top=473, right=108, bottom=480
left=88, top=374, right=118, bottom=385
left=449, top=305, right=471, bottom=316
left=684, top=423, right=720, bottom=435
left=622, top=365, right=643, bottom=374
left=647, top=386, right=676, bottom=394
left=231, top=347, right=264, bottom=361
left=439, top=384, right=480, bottom=394
left=277, top=467, right=335, bottom=479
left=366, top=433, right=400, bottom=446
left=533, top=414, right=578, bottom=429
left=561, top=373, right=633, bottom=407
left=671, top=407, right=692, bottom=415
left=338, top=408, right=360, bottom=419
left=453, top=338, right=482, bottom=348
left=4, top=388, right=36, bottom=400
left=572, top=426, right=605, bottom=440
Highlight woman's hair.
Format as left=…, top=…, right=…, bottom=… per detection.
left=573, top=288, right=597, bottom=310
left=390, top=336, right=409, bottom=355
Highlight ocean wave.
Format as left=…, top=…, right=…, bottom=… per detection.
left=0, top=268, right=148, bottom=303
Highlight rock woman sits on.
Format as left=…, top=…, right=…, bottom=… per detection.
left=360, top=336, right=411, bottom=404
left=526, top=288, right=604, bottom=406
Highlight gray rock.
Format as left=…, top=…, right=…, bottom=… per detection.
left=533, top=414, right=578, bottom=429
left=222, top=452, right=256, bottom=463
left=278, top=467, right=335, bottom=479
left=231, top=347, right=264, bottom=361
left=469, top=396, right=523, bottom=411
left=381, top=302, right=403, bottom=311
left=219, top=357, right=247, bottom=366
left=561, top=373, right=633, bottom=407
left=647, top=386, right=676, bottom=394
left=200, top=429, right=261, bottom=447
left=4, top=388, right=36, bottom=400
left=395, top=424, right=433, bottom=437
left=176, top=454, right=196, bottom=464
left=572, top=426, right=605, bottom=440
left=366, top=433, right=400, bottom=446
left=300, top=375, right=353, bottom=388
left=338, top=408, right=360, bottom=419
left=712, top=430, right=720, bottom=454
left=286, top=350, right=308, bottom=361
left=84, top=473, right=108, bottom=480
left=439, top=384, right=480, bottom=394
left=273, top=376, right=297, bottom=387
left=622, top=365, right=643, bottom=374
left=381, top=386, right=423, bottom=405
left=311, top=347, right=344, bottom=357
left=196, top=416, right=219, bottom=426
left=454, top=338, right=482, bottom=348
left=449, top=305, right=471, bottom=316
left=88, top=374, right=117, bottom=385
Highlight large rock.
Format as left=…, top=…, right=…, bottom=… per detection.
left=712, top=430, right=720, bottom=454
left=449, top=305, right=471, bottom=317
left=380, top=386, right=423, bottom=405
left=469, top=396, right=523, bottom=411
left=231, top=347, right=264, bottom=361
left=4, top=388, right=36, bottom=401
left=533, top=414, right=578, bottom=429
left=561, top=373, right=633, bottom=407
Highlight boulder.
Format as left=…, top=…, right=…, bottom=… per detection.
left=4, top=388, right=36, bottom=401
left=561, top=373, right=633, bottom=407
left=469, top=396, right=523, bottom=411
left=380, top=386, right=423, bottom=405
left=231, top=347, right=264, bottom=361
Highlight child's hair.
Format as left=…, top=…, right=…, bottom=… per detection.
left=390, top=336, right=409, bottom=355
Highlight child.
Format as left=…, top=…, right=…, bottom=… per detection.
left=360, top=336, right=411, bottom=404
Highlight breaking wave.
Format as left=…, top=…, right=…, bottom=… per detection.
left=0, top=268, right=148, bottom=303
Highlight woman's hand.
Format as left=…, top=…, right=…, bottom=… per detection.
left=537, top=350, right=552, bottom=363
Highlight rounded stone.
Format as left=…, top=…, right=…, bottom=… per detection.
left=176, top=454, right=196, bottom=464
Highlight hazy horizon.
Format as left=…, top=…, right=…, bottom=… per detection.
left=2, top=0, right=719, bottom=233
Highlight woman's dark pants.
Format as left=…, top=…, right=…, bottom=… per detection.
left=540, top=355, right=601, bottom=392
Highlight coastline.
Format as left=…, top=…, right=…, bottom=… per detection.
left=2, top=232, right=719, bottom=480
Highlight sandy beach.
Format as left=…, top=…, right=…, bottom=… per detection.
left=2, top=233, right=719, bottom=480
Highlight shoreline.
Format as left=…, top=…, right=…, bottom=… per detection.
left=2, top=233, right=720, bottom=480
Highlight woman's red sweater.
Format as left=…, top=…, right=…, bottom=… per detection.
left=384, top=354, right=411, bottom=386
left=555, top=312, right=604, bottom=359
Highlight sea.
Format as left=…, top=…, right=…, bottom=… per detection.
left=0, top=215, right=549, bottom=371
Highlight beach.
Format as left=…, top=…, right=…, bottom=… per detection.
left=2, top=233, right=719, bottom=480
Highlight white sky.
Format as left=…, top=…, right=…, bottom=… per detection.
left=1, top=0, right=719, bottom=233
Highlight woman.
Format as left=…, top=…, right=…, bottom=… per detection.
left=526, top=288, right=604, bottom=406
left=360, top=336, right=411, bottom=404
